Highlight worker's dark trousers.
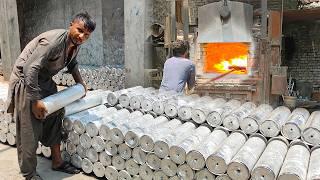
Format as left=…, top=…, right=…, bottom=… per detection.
left=12, top=80, right=64, bottom=179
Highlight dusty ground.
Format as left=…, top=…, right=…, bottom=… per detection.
left=0, top=143, right=96, bottom=180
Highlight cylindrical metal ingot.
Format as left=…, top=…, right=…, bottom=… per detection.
left=240, top=104, right=273, bottom=134
left=168, top=176, right=179, bottom=180
left=195, top=169, right=215, bottom=180
left=81, top=158, right=93, bottom=174
left=76, top=144, right=86, bottom=158
left=71, top=105, right=112, bottom=134
left=177, top=164, right=194, bottom=180
left=105, top=110, right=144, bottom=138
left=163, top=94, right=194, bottom=118
left=206, top=131, right=248, bottom=175
left=223, top=102, right=256, bottom=130
left=251, top=136, right=289, bottom=180
left=61, top=151, right=71, bottom=163
left=0, top=121, right=8, bottom=133
left=282, top=108, right=310, bottom=140
left=66, top=142, right=77, bottom=155
left=62, top=117, right=74, bottom=132
left=8, top=123, right=16, bottom=136
left=152, top=100, right=166, bottom=115
left=118, top=93, right=132, bottom=108
left=125, top=158, right=140, bottom=176
left=42, top=84, right=85, bottom=116
left=85, top=107, right=122, bottom=136
left=71, top=154, right=82, bottom=169
left=64, top=89, right=105, bottom=116
left=0, top=131, right=6, bottom=143
left=154, top=122, right=196, bottom=159
left=260, top=106, right=291, bottom=137
left=154, top=171, right=169, bottom=180
left=139, top=164, right=154, bottom=180
left=169, top=126, right=211, bottom=165
left=140, top=119, right=182, bottom=152
left=216, top=174, right=231, bottom=180
left=302, top=111, right=320, bottom=146
left=79, top=133, right=92, bottom=149
left=86, top=147, right=99, bottom=163
left=141, top=96, right=158, bottom=112
left=99, top=151, right=111, bottom=167
left=6, top=132, right=15, bottom=146
left=36, top=143, right=42, bottom=155
left=109, top=114, right=153, bottom=146
left=5, top=113, right=13, bottom=123
left=93, top=162, right=106, bottom=178
left=206, top=99, right=241, bottom=127
left=118, top=143, right=132, bottom=160
left=99, top=124, right=111, bottom=141
left=161, top=158, right=178, bottom=177
left=112, top=155, right=125, bottom=170
left=118, top=170, right=132, bottom=180
left=68, top=131, right=80, bottom=145
left=91, top=136, right=105, bottom=153
left=278, top=140, right=310, bottom=180
left=107, top=86, right=143, bottom=106
left=125, top=116, right=168, bottom=148
left=105, top=166, right=119, bottom=180
left=227, top=134, right=267, bottom=180
left=176, top=94, right=203, bottom=120
left=41, top=146, right=51, bottom=158
left=192, top=98, right=226, bottom=124
left=129, top=88, right=155, bottom=109
left=307, top=146, right=320, bottom=180
left=130, top=94, right=146, bottom=110
left=105, top=141, right=118, bottom=156
left=164, top=99, right=180, bottom=118
left=186, top=127, right=229, bottom=170
left=132, top=147, right=147, bottom=165
left=146, top=153, right=162, bottom=170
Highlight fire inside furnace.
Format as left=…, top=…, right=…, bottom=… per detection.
left=203, top=43, right=249, bottom=74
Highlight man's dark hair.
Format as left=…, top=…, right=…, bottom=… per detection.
left=172, top=40, right=189, bottom=57
left=72, top=11, right=96, bottom=32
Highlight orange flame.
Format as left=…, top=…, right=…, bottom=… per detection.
left=204, top=43, right=249, bottom=74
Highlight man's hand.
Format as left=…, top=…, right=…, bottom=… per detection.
left=80, top=82, right=87, bottom=98
left=32, top=100, right=48, bottom=120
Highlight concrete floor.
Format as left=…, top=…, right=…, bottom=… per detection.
left=0, top=143, right=96, bottom=180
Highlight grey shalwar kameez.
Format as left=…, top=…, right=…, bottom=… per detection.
left=6, top=29, right=80, bottom=178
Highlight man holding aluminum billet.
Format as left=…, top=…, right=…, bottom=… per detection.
left=6, top=12, right=95, bottom=180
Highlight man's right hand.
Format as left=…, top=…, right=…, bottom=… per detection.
left=32, top=100, right=48, bottom=120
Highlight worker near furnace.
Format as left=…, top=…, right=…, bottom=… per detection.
left=6, top=12, right=95, bottom=180
left=160, top=40, right=196, bottom=93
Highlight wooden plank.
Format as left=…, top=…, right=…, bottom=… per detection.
left=0, top=0, right=21, bottom=80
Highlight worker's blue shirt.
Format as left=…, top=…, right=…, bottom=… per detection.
left=160, top=56, right=195, bottom=93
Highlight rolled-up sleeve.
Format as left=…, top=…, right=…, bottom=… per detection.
left=23, top=39, right=52, bottom=101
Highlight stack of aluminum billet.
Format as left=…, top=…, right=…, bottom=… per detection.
left=52, top=65, right=126, bottom=91
left=0, top=83, right=15, bottom=146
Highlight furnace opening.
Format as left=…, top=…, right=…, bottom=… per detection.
left=203, top=43, right=249, bottom=74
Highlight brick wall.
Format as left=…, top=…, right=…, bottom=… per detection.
left=283, top=22, right=320, bottom=87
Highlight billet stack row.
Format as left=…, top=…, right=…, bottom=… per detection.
left=52, top=65, right=125, bottom=91
left=60, top=93, right=320, bottom=180
left=107, top=87, right=320, bottom=146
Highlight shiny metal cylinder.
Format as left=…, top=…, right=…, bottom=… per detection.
left=42, top=84, right=85, bottom=116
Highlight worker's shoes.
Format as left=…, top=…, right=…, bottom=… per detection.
left=26, top=174, right=43, bottom=180
left=52, top=161, right=80, bottom=174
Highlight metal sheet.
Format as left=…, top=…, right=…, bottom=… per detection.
left=198, top=1, right=253, bottom=43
